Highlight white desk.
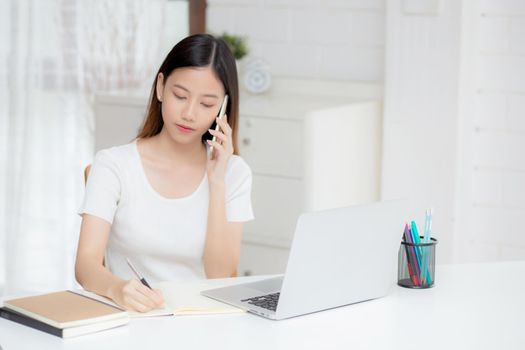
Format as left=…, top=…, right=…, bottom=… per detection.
left=1, top=261, right=524, bottom=350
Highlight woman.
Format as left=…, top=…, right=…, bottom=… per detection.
left=75, top=34, right=254, bottom=313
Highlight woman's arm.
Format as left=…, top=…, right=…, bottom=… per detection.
left=75, top=214, right=164, bottom=312
left=204, top=117, right=244, bottom=278
left=203, top=182, right=243, bottom=278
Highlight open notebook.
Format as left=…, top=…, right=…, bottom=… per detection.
left=73, top=281, right=244, bottom=317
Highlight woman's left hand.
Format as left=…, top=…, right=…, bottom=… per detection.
left=206, top=116, right=233, bottom=185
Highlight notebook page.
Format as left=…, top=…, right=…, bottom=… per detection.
left=157, top=282, right=244, bottom=315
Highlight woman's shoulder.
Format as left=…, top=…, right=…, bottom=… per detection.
left=92, top=141, right=137, bottom=175
left=94, top=141, right=137, bottom=163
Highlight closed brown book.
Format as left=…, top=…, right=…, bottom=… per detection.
left=1, top=291, right=128, bottom=337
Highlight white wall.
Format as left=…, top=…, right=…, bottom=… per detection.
left=206, top=0, right=525, bottom=264
left=382, top=0, right=463, bottom=263
left=456, top=0, right=525, bottom=262
left=207, top=0, right=385, bottom=81
left=160, top=0, right=189, bottom=56
left=383, top=0, right=525, bottom=263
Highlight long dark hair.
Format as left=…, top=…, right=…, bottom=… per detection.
left=137, top=34, right=240, bottom=154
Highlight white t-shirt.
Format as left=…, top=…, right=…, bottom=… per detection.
left=78, top=140, right=254, bottom=283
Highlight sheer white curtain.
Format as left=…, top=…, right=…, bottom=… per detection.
left=0, top=0, right=165, bottom=296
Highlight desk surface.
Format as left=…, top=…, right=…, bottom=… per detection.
left=1, top=261, right=524, bottom=350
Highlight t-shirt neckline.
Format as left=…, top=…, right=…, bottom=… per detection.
left=132, top=139, right=207, bottom=202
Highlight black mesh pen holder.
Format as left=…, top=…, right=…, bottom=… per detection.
left=398, top=237, right=438, bottom=289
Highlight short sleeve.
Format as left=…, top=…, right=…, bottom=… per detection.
left=78, top=149, right=122, bottom=224
left=225, top=157, right=255, bottom=222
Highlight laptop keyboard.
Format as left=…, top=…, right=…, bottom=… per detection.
left=241, top=292, right=280, bottom=312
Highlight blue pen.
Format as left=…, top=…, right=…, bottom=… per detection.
left=424, top=209, right=433, bottom=284
left=410, top=220, right=422, bottom=265
left=426, top=209, right=433, bottom=243
left=414, top=212, right=433, bottom=285
left=420, top=209, right=432, bottom=284
left=411, top=220, right=430, bottom=284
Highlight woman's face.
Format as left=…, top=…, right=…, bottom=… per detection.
left=156, top=66, right=226, bottom=145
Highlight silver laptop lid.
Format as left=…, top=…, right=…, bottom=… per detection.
left=275, top=200, right=409, bottom=319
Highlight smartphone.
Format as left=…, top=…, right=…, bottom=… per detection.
left=209, top=94, right=229, bottom=153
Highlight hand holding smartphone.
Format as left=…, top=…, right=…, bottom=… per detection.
left=209, top=94, right=229, bottom=154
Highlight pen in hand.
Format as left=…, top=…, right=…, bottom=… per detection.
left=126, top=258, right=152, bottom=289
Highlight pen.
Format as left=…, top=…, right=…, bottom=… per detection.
left=403, top=224, right=419, bottom=286
left=405, top=225, right=421, bottom=286
left=420, top=210, right=429, bottom=284
left=126, top=258, right=152, bottom=289
left=421, top=209, right=433, bottom=284
left=412, top=218, right=432, bottom=285
left=425, top=208, right=433, bottom=244
left=410, top=220, right=422, bottom=263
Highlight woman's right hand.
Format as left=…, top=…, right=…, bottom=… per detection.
left=109, top=279, right=165, bottom=312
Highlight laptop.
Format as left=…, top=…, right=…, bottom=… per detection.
left=201, top=200, right=408, bottom=320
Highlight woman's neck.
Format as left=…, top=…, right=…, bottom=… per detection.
left=149, top=128, right=207, bottom=166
